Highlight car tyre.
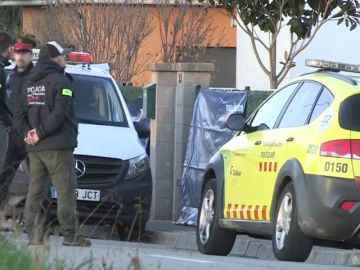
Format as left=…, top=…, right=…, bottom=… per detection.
left=272, top=182, right=313, bottom=262
left=196, top=178, right=236, bottom=255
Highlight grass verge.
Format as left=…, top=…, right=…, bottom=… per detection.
left=0, top=235, right=42, bottom=270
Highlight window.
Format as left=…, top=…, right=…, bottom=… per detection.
left=71, top=75, right=127, bottom=127
left=339, top=94, right=360, bottom=131
left=278, top=82, right=322, bottom=128
left=251, top=83, right=298, bottom=129
left=309, top=88, right=334, bottom=122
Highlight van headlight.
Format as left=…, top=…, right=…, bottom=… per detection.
left=126, top=154, right=150, bottom=179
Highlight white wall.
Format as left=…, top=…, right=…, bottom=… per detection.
left=236, top=21, right=360, bottom=90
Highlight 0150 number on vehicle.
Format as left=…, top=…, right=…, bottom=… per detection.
left=324, top=162, right=348, bottom=173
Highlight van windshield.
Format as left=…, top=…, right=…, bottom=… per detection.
left=71, top=74, right=128, bottom=127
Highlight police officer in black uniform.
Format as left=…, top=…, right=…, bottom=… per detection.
left=0, top=41, right=34, bottom=214
left=15, top=41, right=90, bottom=246
left=0, top=32, right=14, bottom=208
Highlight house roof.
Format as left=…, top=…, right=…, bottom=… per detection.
left=0, top=0, right=43, bottom=5
left=0, top=0, right=197, bottom=6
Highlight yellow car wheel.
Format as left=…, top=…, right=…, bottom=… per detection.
left=196, top=178, right=236, bottom=255
left=272, top=182, right=313, bottom=262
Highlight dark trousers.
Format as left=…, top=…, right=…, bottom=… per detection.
left=0, top=128, right=27, bottom=208
left=0, top=123, right=9, bottom=207
left=25, top=149, right=78, bottom=241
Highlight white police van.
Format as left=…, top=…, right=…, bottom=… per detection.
left=9, top=52, right=152, bottom=231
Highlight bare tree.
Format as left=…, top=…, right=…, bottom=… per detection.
left=35, top=0, right=154, bottom=83
left=0, top=5, right=22, bottom=36
left=154, top=0, right=226, bottom=63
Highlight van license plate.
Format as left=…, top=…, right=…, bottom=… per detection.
left=50, top=187, right=101, bottom=202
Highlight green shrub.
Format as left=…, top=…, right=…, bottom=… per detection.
left=246, top=90, right=273, bottom=117
left=118, top=83, right=143, bottom=102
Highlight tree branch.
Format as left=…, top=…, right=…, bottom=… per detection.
left=233, top=13, right=270, bottom=51
left=245, top=24, right=270, bottom=76
left=276, top=0, right=335, bottom=85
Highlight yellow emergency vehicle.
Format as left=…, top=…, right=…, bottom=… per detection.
left=196, top=59, right=360, bottom=262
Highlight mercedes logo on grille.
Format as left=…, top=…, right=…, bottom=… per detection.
left=75, top=159, right=86, bottom=178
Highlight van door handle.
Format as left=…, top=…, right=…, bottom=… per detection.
left=255, top=140, right=262, bottom=145
left=286, top=137, right=294, bottom=142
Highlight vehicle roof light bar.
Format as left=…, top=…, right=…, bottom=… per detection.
left=31, top=49, right=110, bottom=72
left=66, top=52, right=93, bottom=64
left=306, top=59, right=360, bottom=74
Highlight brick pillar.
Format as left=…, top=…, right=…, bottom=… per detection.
left=147, top=63, right=214, bottom=221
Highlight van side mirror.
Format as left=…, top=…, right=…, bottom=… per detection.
left=226, top=113, right=246, bottom=131
left=133, top=121, right=150, bottom=139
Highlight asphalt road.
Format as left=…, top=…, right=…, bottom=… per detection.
left=22, top=236, right=353, bottom=270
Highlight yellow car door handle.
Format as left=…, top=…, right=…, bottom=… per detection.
left=255, top=140, right=262, bottom=145
left=286, top=137, right=294, bottom=142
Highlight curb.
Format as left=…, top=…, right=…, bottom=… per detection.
left=149, top=230, right=360, bottom=267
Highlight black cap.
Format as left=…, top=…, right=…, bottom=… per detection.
left=39, top=41, right=70, bottom=60
left=0, top=32, right=15, bottom=53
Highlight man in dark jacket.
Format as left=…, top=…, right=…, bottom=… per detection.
left=0, top=32, right=14, bottom=207
left=0, top=42, right=34, bottom=213
left=15, top=41, right=90, bottom=247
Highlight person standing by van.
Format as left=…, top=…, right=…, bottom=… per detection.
left=0, top=32, right=14, bottom=208
left=0, top=41, right=34, bottom=216
left=15, top=41, right=90, bottom=246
